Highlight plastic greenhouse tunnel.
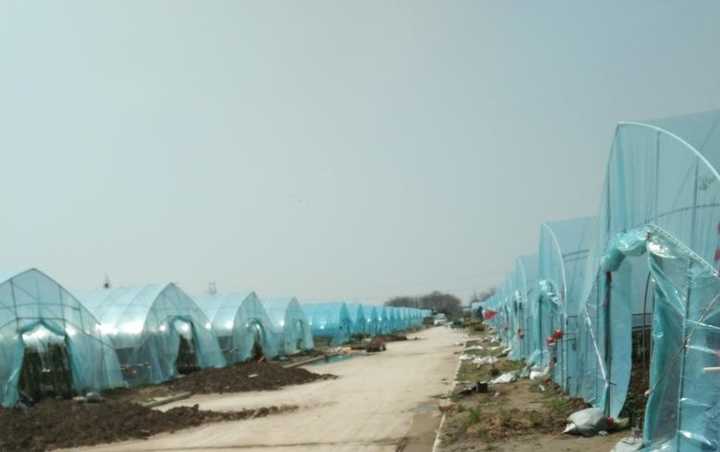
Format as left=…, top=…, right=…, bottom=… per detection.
left=387, top=307, right=401, bottom=332
left=507, top=254, right=538, bottom=362
left=302, top=302, right=353, bottom=346
left=365, top=305, right=379, bottom=336
left=376, top=305, right=392, bottom=335
left=535, top=217, right=595, bottom=397
left=570, top=109, right=720, bottom=451
left=197, top=291, right=280, bottom=363
left=346, top=303, right=368, bottom=336
left=82, top=283, right=225, bottom=386
left=0, top=269, right=124, bottom=407
left=262, top=297, right=314, bottom=356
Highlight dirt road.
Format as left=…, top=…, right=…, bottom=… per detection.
left=76, top=327, right=465, bottom=452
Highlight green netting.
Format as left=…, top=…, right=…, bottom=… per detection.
left=83, top=284, right=225, bottom=385
left=302, top=302, right=353, bottom=346
left=263, top=297, right=314, bottom=355
left=0, top=269, right=124, bottom=407
left=196, top=292, right=281, bottom=363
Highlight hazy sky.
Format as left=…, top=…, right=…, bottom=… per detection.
left=2, top=1, right=719, bottom=303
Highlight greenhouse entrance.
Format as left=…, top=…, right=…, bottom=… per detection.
left=249, top=321, right=266, bottom=361
left=295, top=319, right=307, bottom=351
left=18, top=324, right=74, bottom=402
left=172, top=319, right=200, bottom=375
left=619, top=266, right=656, bottom=432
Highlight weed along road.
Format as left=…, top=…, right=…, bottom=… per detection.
left=76, top=327, right=464, bottom=452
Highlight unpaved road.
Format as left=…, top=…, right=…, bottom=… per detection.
left=77, top=327, right=465, bottom=452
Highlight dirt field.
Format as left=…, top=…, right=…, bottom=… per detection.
left=72, top=326, right=465, bottom=452
left=438, top=330, right=628, bottom=452
left=0, top=400, right=296, bottom=452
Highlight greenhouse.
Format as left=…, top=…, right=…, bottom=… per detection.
left=263, top=297, right=314, bottom=355
left=507, top=254, right=538, bottom=361
left=365, top=305, right=380, bottom=336
left=82, top=283, right=225, bottom=386
left=387, top=307, right=401, bottom=332
left=302, top=302, right=353, bottom=346
left=0, top=269, right=124, bottom=407
left=569, top=109, right=720, bottom=451
left=197, top=291, right=280, bottom=363
left=534, top=217, right=594, bottom=395
left=346, top=303, right=369, bottom=336
left=373, top=305, right=391, bottom=335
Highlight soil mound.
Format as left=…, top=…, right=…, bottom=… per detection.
left=166, top=361, right=337, bottom=394
left=0, top=398, right=296, bottom=452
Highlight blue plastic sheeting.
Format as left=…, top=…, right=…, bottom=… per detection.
left=536, top=217, right=595, bottom=396
left=364, top=305, right=379, bottom=336
left=0, top=269, right=124, bottom=407
left=571, top=110, right=720, bottom=450
left=83, top=284, right=225, bottom=386
left=375, top=306, right=392, bottom=335
left=346, top=303, right=369, bottom=335
left=302, top=302, right=353, bottom=346
left=507, top=255, right=538, bottom=362
left=196, top=292, right=280, bottom=363
left=379, top=306, right=393, bottom=334
left=388, top=307, right=402, bottom=332
left=263, top=297, right=314, bottom=355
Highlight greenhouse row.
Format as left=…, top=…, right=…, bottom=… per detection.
left=0, top=269, right=430, bottom=407
left=480, top=109, right=720, bottom=452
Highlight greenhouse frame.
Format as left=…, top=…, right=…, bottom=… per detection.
left=197, top=291, right=280, bottom=363
left=82, top=283, right=225, bottom=386
left=0, top=269, right=124, bottom=407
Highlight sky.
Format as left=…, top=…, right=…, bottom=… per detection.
left=1, top=1, right=720, bottom=303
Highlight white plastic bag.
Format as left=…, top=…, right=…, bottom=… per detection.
left=489, top=371, right=518, bottom=384
left=564, top=408, right=608, bottom=437
left=472, top=356, right=498, bottom=365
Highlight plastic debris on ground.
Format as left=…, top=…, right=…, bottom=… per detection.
left=489, top=371, right=518, bottom=384
left=464, top=345, right=484, bottom=352
left=472, top=356, right=498, bottom=366
left=529, top=366, right=550, bottom=380
left=611, top=436, right=644, bottom=452
left=563, top=407, right=609, bottom=437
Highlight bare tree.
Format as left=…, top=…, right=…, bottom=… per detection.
left=470, top=287, right=495, bottom=304
left=384, top=291, right=462, bottom=317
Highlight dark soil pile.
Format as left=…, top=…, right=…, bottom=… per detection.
left=0, top=399, right=296, bottom=452
left=165, top=361, right=336, bottom=394
left=377, top=334, right=408, bottom=342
